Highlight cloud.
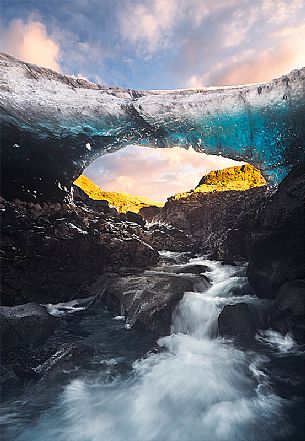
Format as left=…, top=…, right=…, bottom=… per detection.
left=118, top=0, right=235, bottom=55
left=84, top=145, right=242, bottom=201
left=118, top=0, right=179, bottom=54
left=52, top=27, right=106, bottom=82
left=1, top=0, right=304, bottom=89
left=187, top=22, right=305, bottom=86
left=0, top=17, right=60, bottom=71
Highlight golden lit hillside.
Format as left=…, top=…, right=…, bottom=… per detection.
left=74, top=175, right=163, bottom=213
left=172, top=164, right=266, bottom=200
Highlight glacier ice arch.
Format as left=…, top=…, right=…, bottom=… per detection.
left=1, top=53, right=305, bottom=202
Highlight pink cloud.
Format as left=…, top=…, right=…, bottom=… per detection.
left=185, top=5, right=305, bottom=87
left=219, top=33, right=305, bottom=86
left=85, top=145, right=242, bottom=202
left=0, top=18, right=60, bottom=71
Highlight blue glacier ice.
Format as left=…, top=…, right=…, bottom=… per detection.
left=0, top=52, right=304, bottom=201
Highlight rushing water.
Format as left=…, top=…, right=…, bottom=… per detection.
left=1, top=253, right=304, bottom=441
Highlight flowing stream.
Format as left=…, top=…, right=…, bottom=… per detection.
left=1, top=253, right=304, bottom=441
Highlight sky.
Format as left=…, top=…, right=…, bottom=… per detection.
left=1, top=0, right=305, bottom=90
left=85, top=145, right=242, bottom=201
left=1, top=0, right=304, bottom=198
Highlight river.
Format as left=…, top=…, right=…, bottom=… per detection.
left=1, top=252, right=304, bottom=441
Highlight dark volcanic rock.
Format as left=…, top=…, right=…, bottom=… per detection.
left=139, top=205, right=162, bottom=222
left=152, top=186, right=268, bottom=260
left=126, top=211, right=146, bottom=227
left=218, top=303, right=259, bottom=344
left=37, top=343, right=95, bottom=382
left=221, top=260, right=237, bottom=266
left=271, top=280, right=305, bottom=343
left=73, top=185, right=110, bottom=213
left=0, top=303, right=57, bottom=354
left=247, top=164, right=305, bottom=298
left=0, top=198, right=159, bottom=305
left=177, top=264, right=210, bottom=275
left=140, top=223, right=193, bottom=252
left=90, top=272, right=201, bottom=336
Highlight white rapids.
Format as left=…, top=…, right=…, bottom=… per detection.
left=13, top=255, right=291, bottom=441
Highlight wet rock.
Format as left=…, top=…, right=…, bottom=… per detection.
left=37, top=343, right=95, bottom=382
left=221, top=260, right=237, bottom=266
left=271, top=280, right=305, bottom=344
left=218, top=303, right=259, bottom=344
left=0, top=303, right=57, bottom=354
left=119, top=213, right=127, bottom=221
left=140, top=224, right=192, bottom=252
left=247, top=164, right=305, bottom=298
left=12, top=364, right=40, bottom=381
left=177, top=264, right=210, bottom=275
left=126, top=211, right=146, bottom=227
left=109, top=207, right=119, bottom=216
left=0, top=365, right=21, bottom=396
left=91, top=272, right=201, bottom=336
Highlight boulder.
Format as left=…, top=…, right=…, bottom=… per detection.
left=37, top=343, right=95, bottom=382
left=126, top=211, right=146, bottom=227
left=90, top=272, right=201, bottom=336
left=177, top=264, right=210, bottom=275
left=221, top=260, right=237, bottom=266
left=247, top=164, right=305, bottom=298
left=271, top=280, right=305, bottom=344
left=0, top=303, right=57, bottom=354
left=218, top=303, right=259, bottom=344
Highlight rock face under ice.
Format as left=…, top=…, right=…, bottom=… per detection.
left=0, top=52, right=304, bottom=201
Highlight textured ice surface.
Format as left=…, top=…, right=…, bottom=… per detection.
left=0, top=52, right=304, bottom=200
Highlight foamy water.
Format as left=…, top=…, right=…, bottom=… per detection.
left=2, top=255, right=303, bottom=441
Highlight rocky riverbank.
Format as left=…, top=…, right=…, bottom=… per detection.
left=0, top=186, right=193, bottom=307
left=140, top=164, right=269, bottom=260
left=1, top=163, right=304, bottom=401
left=0, top=251, right=208, bottom=397
left=0, top=196, right=158, bottom=306
left=0, top=190, right=192, bottom=396
left=140, top=163, right=305, bottom=343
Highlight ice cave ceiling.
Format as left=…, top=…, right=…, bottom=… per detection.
left=1, top=52, right=305, bottom=202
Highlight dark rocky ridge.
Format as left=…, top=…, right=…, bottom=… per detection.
left=247, top=163, right=305, bottom=298
left=144, top=185, right=268, bottom=261
left=271, top=280, right=305, bottom=344
left=0, top=196, right=159, bottom=306
left=0, top=189, right=193, bottom=307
